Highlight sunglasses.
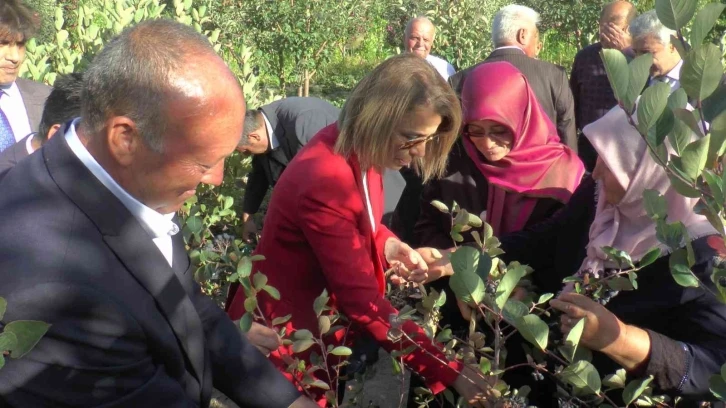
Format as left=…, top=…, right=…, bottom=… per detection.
left=399, top=133, right=440, bottom=150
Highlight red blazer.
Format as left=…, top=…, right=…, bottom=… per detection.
left=227, top=124, right=460, bottom=398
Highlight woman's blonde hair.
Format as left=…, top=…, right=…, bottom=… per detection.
left=335, top=53, right=462, bottom=182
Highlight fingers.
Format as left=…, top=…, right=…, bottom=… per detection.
left=558, top=292, right=598, bottom=309
left=549, top=298, right=586, bottom=319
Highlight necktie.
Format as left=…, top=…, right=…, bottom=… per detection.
left=0, top=94, right=15, bottom=152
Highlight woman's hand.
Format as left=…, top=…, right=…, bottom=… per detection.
left=550, top=293, right=651, bottom=371
left=384, top=238, right=428, bottom=284
left=246, top=322, right=283, bottom=356
left=451, top=365, right=496, bottom=408
left=550, top=293, right=624, bottom=352
left=413, top=247, right=455, bottom=283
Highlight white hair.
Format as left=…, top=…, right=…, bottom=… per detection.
left=629, top=10, right=675, bottom=45
left=491, top=5, right=541, bottom=48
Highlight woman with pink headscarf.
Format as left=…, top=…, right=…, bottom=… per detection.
left=415, top=61, right=584, bottom=272
left=497, top=103, right=726, bottom=403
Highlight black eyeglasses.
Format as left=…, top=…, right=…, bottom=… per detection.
left=399, top=133, right=440, bottom=150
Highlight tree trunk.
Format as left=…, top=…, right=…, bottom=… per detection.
left=303, top=69, right=310, bottom=97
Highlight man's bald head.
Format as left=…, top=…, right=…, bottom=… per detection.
left=600, top=1, right=636, bottom=27
left=81, top=19, right=243, bottom=152
left=404, top=17, right=436, bottom=59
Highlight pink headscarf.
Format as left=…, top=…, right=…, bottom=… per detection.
left=460, top=62, right=585, bottom=235
left=581, top=103, right=716, bottom=274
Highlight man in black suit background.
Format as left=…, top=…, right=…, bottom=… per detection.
left=0, top=19, right=317, bottom=408
left=238, top=97, right=406, bottom=240
left=0, top=0, right=51, bottom=152
left=448, top=4, right=577, bottom=151
left=0, top=73, right=83, bottom=179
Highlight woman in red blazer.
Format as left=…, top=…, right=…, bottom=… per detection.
left=227, top=54, right=492, bottom=407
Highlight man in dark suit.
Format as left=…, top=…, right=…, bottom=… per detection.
left=0, top=19, right=317, bottom=408
left=0, top=73, right=83, bottom=179
left=238, top=97, right=406, bottom=239
left=448, top=4, right=577, bottom=151
left=0, top=0, right=51, bottom=152
left=570, top=1, right=637, bottom=171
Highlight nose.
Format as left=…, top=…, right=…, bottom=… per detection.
left=409, top=141, right=427, bottom=158
left=481, top=135, right=497, bottom=150
left=201, top=160, right=225, bottom=186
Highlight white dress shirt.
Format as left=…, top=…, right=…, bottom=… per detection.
left=426, top=54, right=456, bottom=81
left=261, top=111, right=280, bottom=150
left=0, top=81, right=32, bottom=142
left=362, top=172, right=376, bottom=233
left=65, top=119, right=180, bottom=267
left=649, top=59, right=683, bottom=92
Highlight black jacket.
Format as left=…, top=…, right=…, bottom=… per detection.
left=0, top=129, right=301, bottom=407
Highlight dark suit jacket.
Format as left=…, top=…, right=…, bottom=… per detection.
left=0, top=129, right=301, bottom=408
left=16, top=78, right=51, bottom=135
left=0, top=134, right=30, bottom=180
left=243, top=97, right=340, bottom=214
left=449, top=48, right=577, bottom=151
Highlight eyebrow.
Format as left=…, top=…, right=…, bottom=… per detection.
left=400, top=131, right=431, bottom=139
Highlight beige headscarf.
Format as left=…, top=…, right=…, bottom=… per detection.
left=580, top=104, right=716, bottom=275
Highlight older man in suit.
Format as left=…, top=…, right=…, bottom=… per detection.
left=0, top=0, right=51, bottom=152
left=238, top=97, right=406, bottom=240
left=0, top=19, right=318, bottom=408
left=449, top=4, right=577, bottom=151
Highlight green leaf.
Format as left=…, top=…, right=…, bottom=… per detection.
left=667, top=169, right=701, bottom=197
left=313, top=289, right=329, bottom=317
left=560, top=360, right=602, bottom=395
left=709, top=110, right=726, bottom=168
left=294, top=329, right=314, bottom=341
left=603, top=369, right=627, bottom=389
left=475, top=253, right=493, bottom=282
left=679, top=134, right=710, bottom=181
left=681, top=44, right=724, bottom=101
left=710, top=374, right=726, bottom=400
left=309, top=380, right=330, bottom=390
left=271, top=314, right=292, bottom=326
left=467, top=212, right=483, bottom=228
left=656, top=0, right=698, bottom=30
left=4, top=320, right=51, bottom=359
left=252, top=272, right=268, bottom=289
left=537, top=293, right=554, bottom=305
left=391, top=356, right=402, bottom=375
left=623, top=376, right=654, bottom=406
left=515, top=314, right=549, bottom=351
left=643, top=190, right=668, bottom=222
left=0, top=331, right=18, bottom=352
left=238, top=312, right=253, bottom=332
left=649, top=107, right=674, bottom=148
left=237, top=257, right=252, bottom=278
left=601, top=49, right=630, bottom=110
left=479, top=357, right=491, bottom=374
left=626, top=53, right=654, bottom=111
left=703, top=82, right=726, bottom=122
left=185, top=215, right=203, bottom=236
left=711, top=267, right=726, bottom=303
left=602, top=246, right=635, bottom=268
left=669, top=248, right=700, bottom=287
left=482, top=222, right=494, bottom=241
left=637, top=82, right=671, bottom=135
left=638, top=247, right=662, bottom=268
left=0, top=297, right=6, bottom=320
left=244, top=296, right=258, bottom=313
left=449, top=246, right=486, bottom=305
left=503, top=299, right=529, bottom=323
left=495, top=264, right=527, bottom=309
left=722, top=362, right=726, bottom=380
left=607, top=277, right=635, bottom=291
left=434, top=290, right=447, bottom=308
left=262, top=285, right=281, bottom=300
left=673, top=108, right=704, bottom=138
left=703, top=170, right=725, bottom=206
left=431, top=200, right=449, bottom=213
left=562, top=318, right=585, bottom=362
left=690, top=3, right=726, bottom=49
left=330, top=346, right=352, bottom=356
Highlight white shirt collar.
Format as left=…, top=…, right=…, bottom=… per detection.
left=664, top=59, right=683, bottom=82
left=25, top=133, right=35, bottom=155
left=494, top=46, right=525, bottom=54
left=261, top=111, right=279, bottom=150
left=64, top=118, right=180, bottom=239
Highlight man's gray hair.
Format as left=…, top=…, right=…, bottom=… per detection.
left=240, top=109, right=262, bottom=146
left=491, top=5, right=540, bottom=48
left=81, top=19, right=216, bottom=152
left=404, top=16, right=435, bottom=39
left=629, top=10, right=675, bottom=45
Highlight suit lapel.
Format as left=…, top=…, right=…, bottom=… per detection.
left=16, top=79, right=46, bottom=134
left=43, top=129, right=207, bottom=395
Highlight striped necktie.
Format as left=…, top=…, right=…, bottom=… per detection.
left=0, top=94, right=15, bottom=152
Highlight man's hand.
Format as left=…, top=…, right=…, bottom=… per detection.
left=384, top=238, right=428, bottom=284
left=241, top=213, right=259, bottom=242
left=549, top=293, right=623, bottom=352
left=600, top=22, right=631, bottom=51
left=246, top=322, right=282, bottom=356
left=451, top=365, right=496, bottom=408
left=414, top=247, right=455, bottom=284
